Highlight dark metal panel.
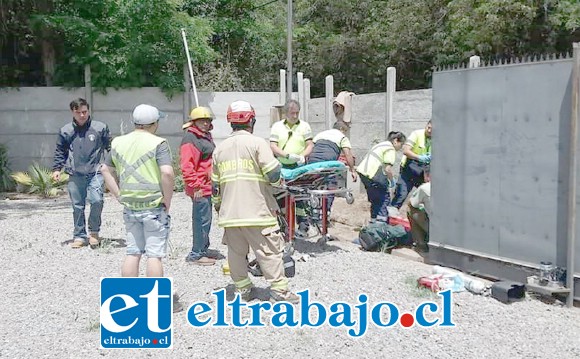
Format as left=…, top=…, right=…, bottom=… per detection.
left=498, top=62, right=572, bottom=265
left=432, top=59, right=574, bottom=273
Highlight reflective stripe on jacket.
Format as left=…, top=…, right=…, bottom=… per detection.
left=212, top=130, right=281, bottom=228
left=356, top=141, right=395, bottom=184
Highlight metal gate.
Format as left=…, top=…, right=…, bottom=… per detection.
left=430, top=48, right=580, bottom=304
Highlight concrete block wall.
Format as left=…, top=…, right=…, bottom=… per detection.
left=307, top=90, right=432, bottom=161
left=0, top=88, right=279, bottom=171
left=0, top=87, right=430, bottom=173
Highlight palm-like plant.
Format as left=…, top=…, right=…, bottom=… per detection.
left=11, top=163, right=69, bottom=197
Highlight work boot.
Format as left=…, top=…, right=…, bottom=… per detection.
left=172, top=293, right=184, bottom=313
left=185, top=254, right=216, bottom=266
left=235, top=285, right=254, bottom=302
left=88, top=233, right=100, bottom=249
left=70, top=238, right=87, bottom=249
left=270, top=289, right=300, bottom=304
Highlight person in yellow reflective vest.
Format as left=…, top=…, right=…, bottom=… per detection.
left=356, top=131, right=406, bottom=222
left=392, top=120, right=432, bottom=209
left=270, top=99, right=313, bottom=236
left=101, top=104, right=182, bottom=312
left=270, top=99, right=313, bottom=169
left=212, top=100, right=299, bottom=303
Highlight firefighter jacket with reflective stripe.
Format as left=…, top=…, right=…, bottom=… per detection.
left=180, top=126, right=215, bottom=197
left=401, top=129, right=431, bottom=166
left=356, top=141, right=395, bottom=185
left=212, top=130, right=281, bottom=228
left=111, top=131, right=166, bottom=210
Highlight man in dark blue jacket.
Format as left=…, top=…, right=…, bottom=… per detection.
left=52, top=98, right=111, bottom=248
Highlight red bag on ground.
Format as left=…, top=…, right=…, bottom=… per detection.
left=388, top=216, right=411, bottom=232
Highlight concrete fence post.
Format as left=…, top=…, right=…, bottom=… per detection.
left=325, top=75, right=334, bottom=130
left=385, top=67, right=396, bottom=137
left=469, top=55, right=481, bottom=68
left=84, top=65, right=93, bottom=109
left=279, top=69, right=286, bottom=105
left=297, top=72, right=304, bottom=121
left=304, top=78, right=310, bottom=122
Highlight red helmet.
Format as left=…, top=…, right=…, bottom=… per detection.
left=226, top=100, right=256, bottom=124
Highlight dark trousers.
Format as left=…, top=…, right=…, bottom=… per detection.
left=392, top=161, right=426, bottom=209
left=360, top=174, right=390, bottom=220
left=408, top=206, right=429, bottom=249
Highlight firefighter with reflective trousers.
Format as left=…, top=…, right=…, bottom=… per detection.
left=211, top=100, right=300, bottom=303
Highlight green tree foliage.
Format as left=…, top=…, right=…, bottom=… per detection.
left=182, top=0, right=286, bottom=91
left=1, top=0, right=215, bottom=94
left=1, top=0, right=580, bottom=95
left=40, top=0, right=215, bottom=94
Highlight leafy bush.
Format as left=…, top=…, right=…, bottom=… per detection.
left=0, top=144, right=14, bottom=192
left=11, top=163, right=69, bottom=197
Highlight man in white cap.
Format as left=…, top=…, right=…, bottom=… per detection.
left=101, top=104, right=182, bottom=312
left=212, top=100, right=299, bottom=303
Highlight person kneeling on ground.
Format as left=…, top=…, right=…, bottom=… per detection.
left=407, top=165, right=431, bottom=254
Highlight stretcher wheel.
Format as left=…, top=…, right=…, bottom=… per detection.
left=345, top=192, right=354, bottom=205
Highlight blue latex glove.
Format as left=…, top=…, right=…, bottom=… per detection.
left=388, top=177, right=397, bottom=188
left=417, top=153, right=431, bottom=164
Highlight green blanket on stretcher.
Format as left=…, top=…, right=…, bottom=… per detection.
left=281, top=161, right=346, bottom=180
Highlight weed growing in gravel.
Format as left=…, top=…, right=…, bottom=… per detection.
left=86, top=318, right=100, bottom=332
left=97, top=238, right=114, bottom=254
left=405, top=275, right=438, bottom=299
left=17, top=242, right=32, bottom=251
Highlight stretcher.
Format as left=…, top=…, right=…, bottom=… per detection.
left=275, top=161, right=355, bottom=246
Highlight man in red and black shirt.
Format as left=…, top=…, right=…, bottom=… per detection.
left=180, top=107, right=217, bottom=265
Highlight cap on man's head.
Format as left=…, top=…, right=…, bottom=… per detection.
left=132, top=104, right=166, bottom=125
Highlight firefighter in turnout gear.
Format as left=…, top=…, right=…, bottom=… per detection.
left=212, top=100, right=299, bottom=303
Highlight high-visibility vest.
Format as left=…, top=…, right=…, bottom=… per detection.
left=401, top=129, right=431, bottom=166
left=356, top=141, right=395, bottom=181
left=111, top=131, right=165, bottom=210
left=269, top=120, right=312, bottom=165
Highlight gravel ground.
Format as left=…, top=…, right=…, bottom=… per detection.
left=1, top=192, right=580, bottom=359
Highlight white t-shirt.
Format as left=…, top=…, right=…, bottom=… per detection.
left=410, top=182, right=431, bottom=217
